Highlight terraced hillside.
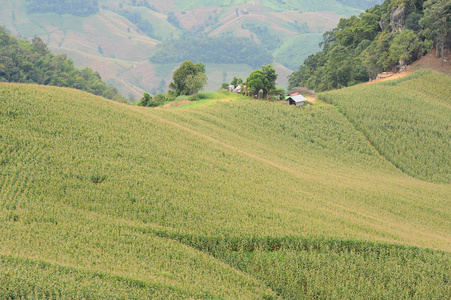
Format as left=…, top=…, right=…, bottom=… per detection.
left=0, top=0, right=381, bottom=97
left=1, top=71, right=450, bottom=298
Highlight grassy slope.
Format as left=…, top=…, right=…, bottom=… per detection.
left=0, top=72, right=450, bottom=298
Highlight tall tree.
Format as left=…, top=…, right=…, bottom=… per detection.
left=246, top=64, right=278, bottom=98
left=169, top=61, right=207, bottom=96
left=420, top=0, right=451, bottom=66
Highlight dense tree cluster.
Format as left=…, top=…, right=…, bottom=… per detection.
left=0, top=27, right=124, bottom=101
left=246, top=64, right=278, bottom=98
left=288, top=0, right=450, bottom=92
left=137, top=92, right=168, bottom=107
left=150, top=37, right=273, bottom=69
left=27, top=0, right=99, bottom=17
left=169, top=61, right=208, bottom=96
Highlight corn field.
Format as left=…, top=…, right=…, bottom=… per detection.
left=320, top=70, right=451, bottom=184
left=0, top=80, right=450, bottom=298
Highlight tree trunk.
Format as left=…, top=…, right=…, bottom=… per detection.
left=441, top=43, right=444, bottom=67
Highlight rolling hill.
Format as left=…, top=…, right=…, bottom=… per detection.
left=0, top=69, right=450, bottom=298
left=0, top=0, right=382, bottom=98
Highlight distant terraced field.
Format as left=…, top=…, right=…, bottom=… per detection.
left=0, top=71, right=450, bottom=298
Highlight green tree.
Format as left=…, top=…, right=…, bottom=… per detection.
left=420, top=0, right=451, bottom=66
left=185, top=73, right=208, bottom=95
left=246, top=64, right=278, bottom=98
left=389, top=29, right=429, bottom=66
left=230, top=77, right=243, bottom=86
left=138, top=93, right=153, bottom=107
left=169, top=61, right=207, bottom=96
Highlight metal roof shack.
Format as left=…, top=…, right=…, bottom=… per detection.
left=286, top=94, right=308, bottom=106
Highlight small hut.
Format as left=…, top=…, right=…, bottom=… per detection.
left=286, top=94, right=307, bottom=106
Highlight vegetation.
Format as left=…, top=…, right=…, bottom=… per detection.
left=246, top=64, right=278, bottom=98
left=419, top=0, right=451, bottom=66
left=288, top=0, right=448, bottom=91
left=0, top=26, right=124, bottom=101
left=230, top=76, right=243, bottom=87
left=0, top=77, right=450, bottom=297
left=169, top=60, right=208, bottom=96
left=27, top=0, right=99, bottom=17
left=241, top=21, right=283, bottom=52
left=119, top=11, right=155, bottom=39
left=320, top=70, right=451, bottom=183
left=150, top=37, right=273, bottom=69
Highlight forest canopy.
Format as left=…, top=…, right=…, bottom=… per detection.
left=288, top=0, right=450, bottom=92
left=150, top=37, right=273, bottom=69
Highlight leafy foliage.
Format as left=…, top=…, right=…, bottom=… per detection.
left=169, top=61, right=207, bottom=96
left=27, top=0, right=99, bottom=17
left=288, top=0, right=442, bottom=91
left=419, top=0, right=451, bottom=64
left=246, top=64, right=278, bottom=98
left=150, top=37, right=273, bottom=68
left=0, top=26, right=124, bottom=101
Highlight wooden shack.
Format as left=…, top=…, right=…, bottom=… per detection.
left=286, top=94, right=307, bottom=106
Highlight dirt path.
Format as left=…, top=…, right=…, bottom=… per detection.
left=363, top=50, right=451, bottom=86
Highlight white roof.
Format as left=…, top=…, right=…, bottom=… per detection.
left=233, top=85, right=242, bottom=92
left=289, top=95, right=307, bottom=103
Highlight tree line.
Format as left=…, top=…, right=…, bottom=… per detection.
left=288, top=0, right=451, bottom=92
left=0, top=26, right=124, bottom=101
left=150, top=37, right=273, bottom=69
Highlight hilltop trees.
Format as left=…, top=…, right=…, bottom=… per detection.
left=169, top=61, right=207, bottom=96
left=0, top=27, right=124, bottom=101
left=288, top=0, right=449, bottom=92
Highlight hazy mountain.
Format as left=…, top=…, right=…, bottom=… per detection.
left=0, top=0, right=382, bottom=97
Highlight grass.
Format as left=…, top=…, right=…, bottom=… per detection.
left=0, top=76, right=450, bottom=298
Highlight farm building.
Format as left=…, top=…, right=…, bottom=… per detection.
left=233, top=85, right=242, bottom=93
left=286, top=94, right=308, bottom=106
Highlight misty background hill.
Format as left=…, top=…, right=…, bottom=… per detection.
left=0, top=0, right=382, bottom=99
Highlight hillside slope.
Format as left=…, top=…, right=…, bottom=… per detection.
left=321, top=70, right=451, bottom=183
left=0, top=0, right=382, bottom=96
left=0, top=74, right=450, bottom=298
